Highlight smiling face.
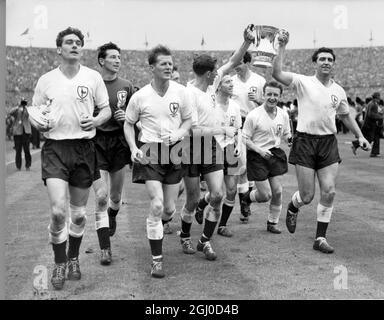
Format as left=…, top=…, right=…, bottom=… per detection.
left=57, top=33, right=83, bottom=62
left=151, top=54, right=173, bottom=81
left=100, top=49, right=121, bottom=74
left=314, top=52, right=335, bottom=76
left=218, top=75, right=234, bottom=96
left=263, top=86, right=281, bottom=109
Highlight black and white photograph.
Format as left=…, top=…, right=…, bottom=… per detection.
left=3, top=0, right=384, bottom=305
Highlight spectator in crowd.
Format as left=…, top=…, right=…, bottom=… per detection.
left=9, top=98, right=32, bottom=170
left=352, top=92, right=383, bottom=156
left=6, top=112, right=14, bottom=141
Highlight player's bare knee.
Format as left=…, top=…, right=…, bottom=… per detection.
left=259, top=190, right=272, bottom=202
left=51, top=204, right=67, bottom=226
left=109, top=193, right=122, bottom=205
left=226, top=188, right=237, bottom=201
left=150, top=198, right=163, bottom=218
left=96, top=188, right=108, bottom=211
left=301, top=192, right=314, bottom=205
left=70, top=208, right=87, bottom=226
left=322, top=189, right=336, bottom=203
left=209, top=190, right=223, bottom=206
left=271, top=187, right=282, bottom=200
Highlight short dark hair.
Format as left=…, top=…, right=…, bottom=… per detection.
left=243, top=51, right=252, bottom=64
left=230, top=50, right=252, bottom=64
left=173, top=65, right=178, bottom=72
left=20, top=99, right=27, bottom=106
left=263, top=80, right=283, bottom=95
left=148, top=45, right=172, bottom=65
left=56, top=27, right=84, bottom=47
left=97, top=42, right=121, bottom=66
left=192, top=54, right=217, bottom=75
left=312, top=47, right=336, bottom=62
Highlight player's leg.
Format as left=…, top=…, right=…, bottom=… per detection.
left=313, top=163, right=338, bottom=253
left=145, top=180, right=166, bottom=278
left=14, top=135, right=22, bottom=170
left=217, top=174, right=238, bottom=237
left=286, top=165, right=316, bottom=233
left=22, top=133, right=32, bottom=169
left=108, top=167, right=126, bottom=236
left=179, top=176, right=200, bottom=254
left=196, top=169, right=224, bottom=260
left=195, top=184, right=210, bottom=225
left=67, top=184, right=90, bottom=280
left=162, top=182, right=179, bottom=226
left=46, top=178, right=69, bottom=290
left=93, top=170, right=112, bottom=265
left=267, top=175, right=284, bottom=234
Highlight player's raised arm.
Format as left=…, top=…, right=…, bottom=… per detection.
left=219, top=24, right=255, bottom=76
left=272, top=33, right=293, bottom=87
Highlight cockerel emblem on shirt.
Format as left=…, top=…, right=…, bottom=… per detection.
left=331, top=95, right=338, bottom=108
left=116, top=90, right=128, bottom=108
left=77, top=86, right=89, bottom=102
left=276, top=124, right=283, bottom=136
left=169, top=102, right=179, bottom=117
left=230, top=116, right=236, bottom=126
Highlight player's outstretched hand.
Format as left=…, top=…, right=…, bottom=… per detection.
left=244, top=24, right=255, bottom=43
left=359, top=137, right=372, bottom=151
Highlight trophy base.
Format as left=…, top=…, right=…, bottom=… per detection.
left=252, top=51, right=275, bottom=68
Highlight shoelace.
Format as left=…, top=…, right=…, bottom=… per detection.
left=183, top=239, right=194, bottom=250
left=68, top=259, right=80, bottom=273
left=53, top=264, right=66, bottom=279
left=152, top=261, right=162, bottom=272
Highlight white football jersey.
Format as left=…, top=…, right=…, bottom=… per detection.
left=290, top=73, right=349, bottom=135
left=231, top=71, right=266, bottom=118
left=214, top=99, right=242, bottom=149
left=187, top=68, right=224, bottom=129
left=243, top=105, right=291, bottom=150
left=32, top=65, right=109, bottom=140
left=125, top=81, right=192, bottom=143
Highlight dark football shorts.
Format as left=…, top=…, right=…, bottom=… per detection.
left=288, top=131, right=341, bottom=170
left=241, top=116, right=246, bottom=128
left=183, top=136, right=224, bottom=178
left=223, top=144, right=240, bottom=176
left=247, top=147, right=288, bottom=181
left=42, top=139, right=100, bottom=188
left=94, top=130, right=132, bottom=173
left=132, top=141, right=184, bottom=185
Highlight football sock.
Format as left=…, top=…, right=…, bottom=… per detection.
left=52, top=241, right=67, bottom=264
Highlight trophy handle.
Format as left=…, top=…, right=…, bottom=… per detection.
left=273, top=29, right=290, bottom=50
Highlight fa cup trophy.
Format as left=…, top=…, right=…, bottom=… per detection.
left=251, top=25, right=289, bottom=67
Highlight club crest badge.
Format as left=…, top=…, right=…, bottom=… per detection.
left=117, top=90, right=128, bottom=108
left=331, top=95, right=338, bottom=107
left=276, top=124, right=283, bottom=136
left=169, top=102, right=179, bottom=117
left=249, top=86, right=258, bottom=93
left=230, top=116, right=236, bottom=126
left=77, top=86, right=89, bottom=102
